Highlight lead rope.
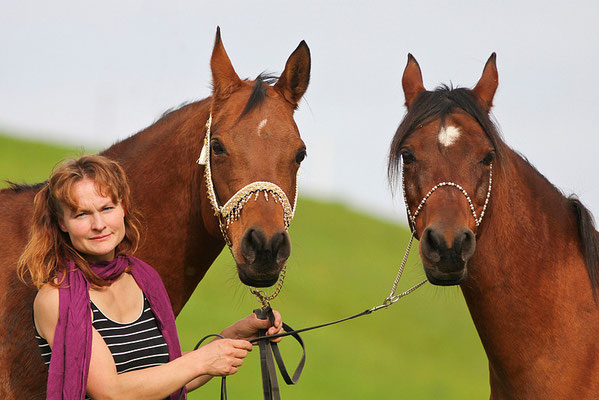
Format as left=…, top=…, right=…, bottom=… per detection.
left=192, top=111, right=493, bottom=399
left=238, top=161, right=494, bottom=399
left=181, top=220, right=428, bottom=400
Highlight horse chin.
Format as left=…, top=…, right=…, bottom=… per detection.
left=423, top=264, right=468, bottom=286
left=236, top=264, right=281, bottom=288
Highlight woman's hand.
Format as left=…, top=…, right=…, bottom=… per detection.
left=221, top=310, right=284, bottom=343
left=193, top=338, right=253, bottom=376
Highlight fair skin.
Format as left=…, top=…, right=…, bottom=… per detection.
left=34, top=178, right=283, bottom=399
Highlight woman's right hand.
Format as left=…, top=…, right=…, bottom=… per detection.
left=194, top=338, right=253, bottom=376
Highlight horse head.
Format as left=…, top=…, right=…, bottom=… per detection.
left=389, top=54, right=501, bottom=286
left=202, top=28, right=310, bottom=287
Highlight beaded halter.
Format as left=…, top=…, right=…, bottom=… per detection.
left=197, top=113, right=299, bottom=306
left=377, top=161, right=494, bottom=308
left=401, top=162, right=493, bottom=233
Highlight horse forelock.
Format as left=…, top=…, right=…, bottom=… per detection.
left=240, top=72, right=280, bottom=118
left=388, top=85, right=506, bottom=188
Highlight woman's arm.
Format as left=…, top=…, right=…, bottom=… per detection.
left=34, top=284, right=253, bottom=400
left=183, top=309, right=285, bottom=392
left=86, top=327, right=252, bottom=400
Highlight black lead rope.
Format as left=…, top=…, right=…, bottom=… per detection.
left=252, top=306, right=306, bottom=400
left=181, top=306, right=375, bottom=400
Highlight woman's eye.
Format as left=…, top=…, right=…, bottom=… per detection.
left=482, top=150, right=496, bottom=166
left=295, top=149, right=307, bottom=164
left=211, top=140, right=226, bottom=155
left=400, top=149, right=416, bottom=164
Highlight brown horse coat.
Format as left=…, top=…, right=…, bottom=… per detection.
left=391, top=54, right=599, bottom=399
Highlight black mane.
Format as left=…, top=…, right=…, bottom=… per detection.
left=2, top=181, right=45, bottom=193
left=240, top=72, right=279, bottom=118
left=388, top=85, right=506, bottom=185
left=154, top=73, right=279, bottom=126
left=569, top=196, right=599, bottom=299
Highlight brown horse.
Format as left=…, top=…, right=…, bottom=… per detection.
left=0, top=28, right=310, bottom=398
left=389, top=54, right=599, bottom=398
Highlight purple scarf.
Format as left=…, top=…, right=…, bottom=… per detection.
left=46, top=255, right=184, bottom=400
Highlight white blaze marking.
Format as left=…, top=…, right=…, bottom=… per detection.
left=257, top=119, right=268, bottom=136
left=438, top=125, right=461, bottom=147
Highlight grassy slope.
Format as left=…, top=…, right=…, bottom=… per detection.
left=1, top=134, right=489, bottom=399
left=0, top=133, right=93, bottom=187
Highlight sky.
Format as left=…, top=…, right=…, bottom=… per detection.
left=1, top=0, right=598, bottom=224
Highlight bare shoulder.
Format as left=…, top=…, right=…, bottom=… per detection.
left=34, top=282, right=59, bottom=313
left=33, top=283, right=60, bottom=343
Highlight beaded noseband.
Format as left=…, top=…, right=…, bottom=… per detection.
left=197, top=113, right=299, bottom=306
left=401, top=163, right=493, bottom=233
left=376, top=162, right=494, bottom=308
left=197, top=114, right=299, bottom=246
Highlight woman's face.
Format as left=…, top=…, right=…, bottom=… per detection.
left=59, top=178, right=126, bottom=263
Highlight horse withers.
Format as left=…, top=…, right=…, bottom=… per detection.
left=0, top=28, right=310, bottom=398
left=389, top=54, right=599, bottom=398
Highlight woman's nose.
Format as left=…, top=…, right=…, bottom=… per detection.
left=90, top=213, right=106, bottom=231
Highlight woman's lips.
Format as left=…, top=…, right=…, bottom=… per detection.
left=90, top=233, right=111, bottom=241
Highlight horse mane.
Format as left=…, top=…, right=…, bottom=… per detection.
left=516, top=154, right=599, bottom=297
left=2, top=181, right=45, bottom=193
left=240, top=72, right=279, bottom=118
left=388, top=84, right=507, bottom=187
left=569, top=196, right=599, bottom=298
left=151, top=72, right=279, bottom=130
left=156, top=100, right=197, bottom=124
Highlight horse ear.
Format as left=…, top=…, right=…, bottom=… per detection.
left=402, top=54, right=426, bottom=109
left=473, top=53, right=498, bottom=110
left=274, top=41, right=311, bottom=109
left=210, top=27, right=242, bottom=99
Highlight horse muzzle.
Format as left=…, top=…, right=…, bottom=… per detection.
left=235, top=227, right=290, bottom=287
left=419, top=225, right=476, bottom=286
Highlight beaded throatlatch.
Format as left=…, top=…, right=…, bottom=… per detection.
left=197, top=113, right=299, bottom=306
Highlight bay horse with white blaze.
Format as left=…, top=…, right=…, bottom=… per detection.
left=0, top=28, right=310, bottom=398
left=389, top=54, right=599, bottom=398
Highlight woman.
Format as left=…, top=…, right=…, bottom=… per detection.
left=17, top=154, right=282, bottom=399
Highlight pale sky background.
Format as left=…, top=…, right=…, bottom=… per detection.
left=1, top=0, right=598, bottom=224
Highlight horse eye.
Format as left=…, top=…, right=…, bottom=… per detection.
left=482, top=150, right=495, bottom=166
left=211, top=140, right=226, bottom=155
left=400, top=149, right=416, bottom=165
left=295, top=149, right=307, bottom=164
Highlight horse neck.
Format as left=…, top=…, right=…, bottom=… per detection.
left=102, top=99, right=224, bottom=314
left=460, top=149, right=599, bottom=393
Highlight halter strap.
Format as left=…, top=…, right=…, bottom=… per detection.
left=196, top=112, right=299, bottom=305
left=197, top=113, right=299, bottom=246
left=401, top=163, right=493, bottom=233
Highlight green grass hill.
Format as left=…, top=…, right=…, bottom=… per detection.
left=0, top=133, right=489, bottom=399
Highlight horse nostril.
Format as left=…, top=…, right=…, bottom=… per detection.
left=422, top=227, right=443, bottom=263
left=454, top=228, right=476, bottom=262
left=241, top=228, right=266, bottom=265
left=271, top=231, right=291, bottom=265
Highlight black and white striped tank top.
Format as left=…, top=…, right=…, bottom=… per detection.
left=35, top=295, right=170, bottom=374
